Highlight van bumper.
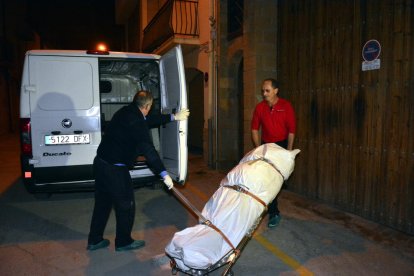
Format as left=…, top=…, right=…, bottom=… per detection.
left=21, top=155, right=95, bottom=193
left=20, top=155, right=160, bottom=193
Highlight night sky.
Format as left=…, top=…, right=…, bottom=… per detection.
left=25, top=0, right=124, bottom=50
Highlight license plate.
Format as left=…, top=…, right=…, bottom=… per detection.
left=44, top=134, right=90, bottom=145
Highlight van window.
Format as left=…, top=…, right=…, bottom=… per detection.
left=34, top=60, right=94, bottom=110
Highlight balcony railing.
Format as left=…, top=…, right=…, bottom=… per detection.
left=143, top=0, right=199, bottom=53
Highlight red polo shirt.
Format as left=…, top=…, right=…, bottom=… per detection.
left=251, top=98, right=296, bottom=143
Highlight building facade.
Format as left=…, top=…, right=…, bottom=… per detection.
left=116, top=0, right=414, bottom=235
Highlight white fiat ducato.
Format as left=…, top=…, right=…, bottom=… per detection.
left=19, top=45, right=188, bottom=194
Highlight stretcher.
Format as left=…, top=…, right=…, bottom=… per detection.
left=165, top=144, right=300, bottom=276
left=168, top=186, right=268, bottom=276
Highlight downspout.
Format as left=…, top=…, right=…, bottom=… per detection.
left=209, top=0, right=218, bottom=169
left=213, top=0, right=219, bottom=169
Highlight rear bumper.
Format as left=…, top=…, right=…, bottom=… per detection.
left=20, top=155, right=160, bottom=193
left=20, top=155, right=94, bottom=193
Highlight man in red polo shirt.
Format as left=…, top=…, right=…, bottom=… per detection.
left=251, top=78, right=296, bottom=228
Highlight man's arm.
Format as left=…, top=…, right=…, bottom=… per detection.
left=146, top=109, right=189, bottom=128
left=146, top=114, right=171, bottom=128
left=252, top=129, right=261, bottom=148
left=287, top=133, right=295, bottom=150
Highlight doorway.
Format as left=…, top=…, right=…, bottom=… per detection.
left=186, top=68, right=204, bottom=154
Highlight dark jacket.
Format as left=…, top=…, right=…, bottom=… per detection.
left=97, top=103, right=171, bottom=174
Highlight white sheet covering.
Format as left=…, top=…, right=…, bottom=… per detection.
left=165, top=144, right=300, bottom=271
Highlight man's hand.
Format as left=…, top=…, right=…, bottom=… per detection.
left=174, top=108, right=190, bottom=121
left=163, top=174, right=174, bottom=190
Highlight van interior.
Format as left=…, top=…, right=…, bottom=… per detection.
left=99, top=59, right=162, bottom=163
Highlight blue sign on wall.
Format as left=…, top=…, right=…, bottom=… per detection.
left=362, top=39, right=381, bottom=62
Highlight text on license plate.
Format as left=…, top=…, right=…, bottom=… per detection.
left=44, top=134, right=90, bottom=145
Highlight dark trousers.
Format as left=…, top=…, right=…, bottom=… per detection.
left=265, top=140, right=288, bottom=217
left=88, top=157, right=135, bottom=247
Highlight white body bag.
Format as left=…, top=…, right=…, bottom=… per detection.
left=165, top=144, right=300, bottom=271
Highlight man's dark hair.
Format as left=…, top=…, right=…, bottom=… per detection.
left=133, top=90, right=153, bottom=108
left=263, top=78, right=279, bottom=89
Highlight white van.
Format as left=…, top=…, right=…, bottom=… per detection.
left=19, top=45, right=188, bottom=193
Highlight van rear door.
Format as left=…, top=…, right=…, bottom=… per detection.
left=27, top=55, right=100, bottom=170
left=159, top=45, right=188, bottom=184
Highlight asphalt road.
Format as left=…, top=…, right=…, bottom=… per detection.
left=0, top=133, right=413, bottom=275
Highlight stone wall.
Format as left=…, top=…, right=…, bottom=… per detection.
left=216, top=0, right=278, bottom=169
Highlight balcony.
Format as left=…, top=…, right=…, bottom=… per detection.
left=142, top=0, right=200, bottom=55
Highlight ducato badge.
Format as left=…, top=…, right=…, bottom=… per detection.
left=61, top=118, right=72, bottom=128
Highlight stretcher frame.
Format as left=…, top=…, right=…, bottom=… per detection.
left=167, top=186, right=268, bottom=276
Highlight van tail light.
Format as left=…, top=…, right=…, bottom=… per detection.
left=20, top=118, right=32, bottom=156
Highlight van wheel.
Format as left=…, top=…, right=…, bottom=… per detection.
left=34, top=193, right=52, bottom=200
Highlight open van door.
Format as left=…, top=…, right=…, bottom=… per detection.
left=159, top=45, right=188, bottom=184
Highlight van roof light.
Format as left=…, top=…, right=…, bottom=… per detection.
left=87, top=50, right=110, bottom=55
left=87, top=43, right=110, bottom=55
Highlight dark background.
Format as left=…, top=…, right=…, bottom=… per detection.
left=2, top=0, right=123, bottom=51
left=0, top=0, right=124, bottom=133
left=24, top=0, right=123, bottom=50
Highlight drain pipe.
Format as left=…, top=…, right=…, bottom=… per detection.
left=214, top=0, right=219, bottom=170
left=209, top=0, right=218, bottom=169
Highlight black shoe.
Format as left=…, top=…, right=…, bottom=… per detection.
left=86, top=239, right=110, bottom=251
left=268, top=214, right=282, bottom=228
left=115, top=240, right=146, bottom=252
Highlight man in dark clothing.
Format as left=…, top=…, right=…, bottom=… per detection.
left=87, top=90, right=189, bottom=251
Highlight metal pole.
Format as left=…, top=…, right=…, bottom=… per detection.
left=171, top=186, right=208, bottom=222
left=212, top=0, right=219, bottom=169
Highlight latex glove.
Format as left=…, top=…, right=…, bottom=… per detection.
left=174, top=108, right=190, bottom=121
left=163, top=174, right=174, bottom=190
